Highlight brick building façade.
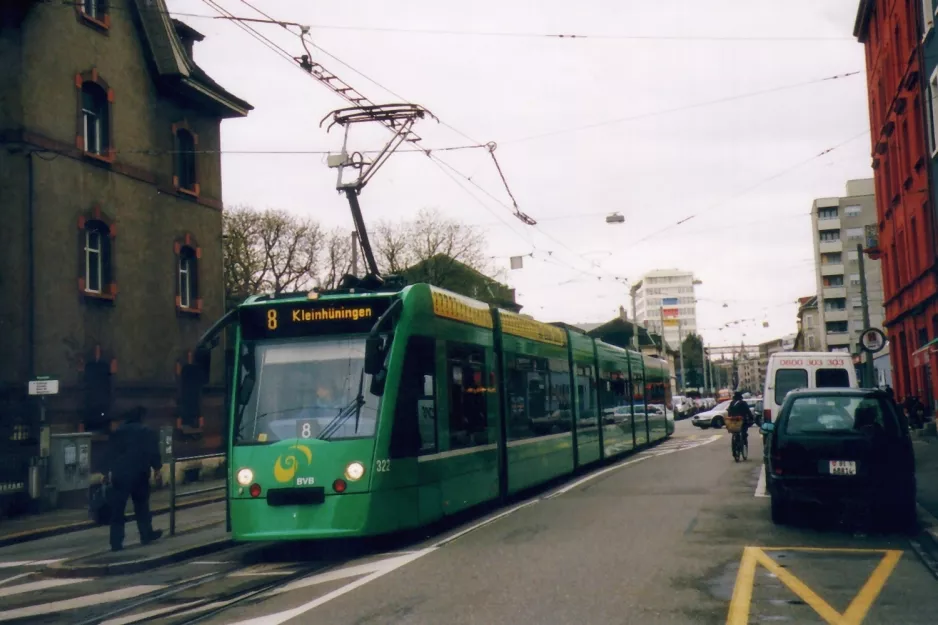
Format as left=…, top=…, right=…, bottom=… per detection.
left=0, top=0, right=251, bottom=472
left=855, top=0, right=937, bottom=407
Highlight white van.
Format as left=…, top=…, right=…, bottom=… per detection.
left=762, top=352, right=857, bottom=423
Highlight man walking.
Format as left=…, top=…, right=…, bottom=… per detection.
left=105, top=406, right=163, bottom=551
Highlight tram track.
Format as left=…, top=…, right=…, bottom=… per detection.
left=68, top=544, right=337, bottom=625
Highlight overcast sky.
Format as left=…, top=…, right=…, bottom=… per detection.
left=168, top=0, right=871, bottom=349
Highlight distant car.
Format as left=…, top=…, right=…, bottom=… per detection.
left=692, top=400, right=731, bottom=428
left=763, top=388, right=916, bottom=529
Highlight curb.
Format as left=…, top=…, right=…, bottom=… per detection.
left=0, top=493, right=225, bottom=549
left=911, top=503, right=938, bottom=581
left=43, top=522, right=231, bottom=578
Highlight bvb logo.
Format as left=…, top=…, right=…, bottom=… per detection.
left=273, top=444, right=313, bottom=483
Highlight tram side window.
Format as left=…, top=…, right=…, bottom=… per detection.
left=598, top=370, right=628, bottom=421
left=575, top=364, right=598, bottom=430
left=448, top=344, right=489, bottom=449
left=390, top=336, right=437, bottom=458
left=506, top=354, right=549, bottom=440
left=548, top=358, right=572, bottom=431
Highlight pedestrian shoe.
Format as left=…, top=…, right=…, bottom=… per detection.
left=141, top=529, right=163, bottom=545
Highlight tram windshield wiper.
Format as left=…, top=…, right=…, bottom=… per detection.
left=318, top=369, right=366, bottom=441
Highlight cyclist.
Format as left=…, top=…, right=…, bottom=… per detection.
left=727, top=391, right=754, bottom=452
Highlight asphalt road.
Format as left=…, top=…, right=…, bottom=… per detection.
left=2, top=421, right=937, bottom=624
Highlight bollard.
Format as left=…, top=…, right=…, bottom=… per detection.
left=169, top=456, right=176, bottom=536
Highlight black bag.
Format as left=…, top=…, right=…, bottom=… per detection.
left=89, top=483, right=110, bottom=525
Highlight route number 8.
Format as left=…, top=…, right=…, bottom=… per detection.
left=267, top=309, right=278, bottom=330
left=300, top=422, right=312, bottom=439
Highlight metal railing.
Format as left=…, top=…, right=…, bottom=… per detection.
left=168, top=452, right=226, bottom=536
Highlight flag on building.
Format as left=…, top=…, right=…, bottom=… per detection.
left=662, top=308, right=679, bottom=317
left=662, top=298, right=678, bottom=305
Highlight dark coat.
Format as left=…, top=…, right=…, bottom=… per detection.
left=107, top=422, right=161, bottom=480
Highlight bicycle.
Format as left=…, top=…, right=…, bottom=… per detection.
left=726, top=416, right=748, bottom=462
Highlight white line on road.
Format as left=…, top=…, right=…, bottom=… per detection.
left=228, top=549, right=437, bottom=625
left=548, top=434, right=722, bottom=499
left=0, top=577, right=91, bottom=599
left=755, top=465, right=768, bottom=498
left=0, top=585, right=162, bottom=622
left=0, top=559, right=63, bottom=569
left=0, top=573, right=33, bottom=588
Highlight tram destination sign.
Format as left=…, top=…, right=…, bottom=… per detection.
left=240, top=296, right=395, bottom=340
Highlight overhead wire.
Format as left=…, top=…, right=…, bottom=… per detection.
left=198, top=0, right=861, bottom=291
left=228, top=0, right=628, bottom=282
left=622, top=129, right=871, bottom=248
left=506, top=71, right=863, bottom=144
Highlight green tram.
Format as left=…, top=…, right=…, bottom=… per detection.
left=221, top=283, right=673, bottom=541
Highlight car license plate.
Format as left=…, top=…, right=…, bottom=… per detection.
left=829, top=460, right=856, bottom=476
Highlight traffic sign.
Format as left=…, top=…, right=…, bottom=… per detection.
left=28, top=377, right=59, bottom=396
left=860, top=328, right=886, bottom=354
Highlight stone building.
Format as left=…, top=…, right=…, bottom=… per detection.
left=0, top=0, right=251, bottom=470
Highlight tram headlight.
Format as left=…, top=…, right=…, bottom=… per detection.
left=344, top=461, right=365, bottom=481
left=236, top=468, right=254, bottom=486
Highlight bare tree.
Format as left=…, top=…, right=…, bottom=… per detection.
left=318, top=228, right=355, bottom=289
left=223, top=206, right=323, bottom=298
left=407, top=207, right=488, bottom=283
left=373, top=220, right=415, bottom=275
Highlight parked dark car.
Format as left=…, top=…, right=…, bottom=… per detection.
left=762, top=388, right=916, bottom=529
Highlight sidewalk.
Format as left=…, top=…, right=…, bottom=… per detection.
left=915, top=437, right=938, bottom=522
left=0, top=499, right=230, bottom=577
left=0, top=478, right=226, bottom=548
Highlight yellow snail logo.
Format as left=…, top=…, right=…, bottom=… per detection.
left=273, top=444, right=313, bottom=483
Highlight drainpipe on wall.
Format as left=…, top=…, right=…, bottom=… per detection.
left=26, top=150, right=34, bottom=380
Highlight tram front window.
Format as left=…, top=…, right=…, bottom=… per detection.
left=235, top=337, right=381, bottom=444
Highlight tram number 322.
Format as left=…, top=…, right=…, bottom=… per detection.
left=376, top=460, right=391, bottom=473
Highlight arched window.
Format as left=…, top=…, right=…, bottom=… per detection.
left=175, top=129, right=197, bottom=191
left=81, top=81, right=109, bottom=156
left=81, top=219, right=113, bottom=296
left=177, top=246, right=199, bottom=310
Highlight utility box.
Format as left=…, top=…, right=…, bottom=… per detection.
left=48, top=433, right=93, bottom=508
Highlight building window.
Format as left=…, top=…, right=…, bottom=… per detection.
left=76, top=71, right=114, bottom=160
left=79, top=216, right=115, bottom=299
left=174, top=237, right=201, bottom=313
left=818, top=207, right=838, bottom=220
left=845, top=227, right=864, bottom=240
left=826, top=321, right=848, bottom=334
left=173, top=125, right=200, bottom=195
left=821, top=252, right=842, bottom=265
left=82, top=0, right=107, bottom=20
left=85, top=228, right=103, bottom=293
left=852, top=296, right=863, bottom=307
left=81, top=83, right=108, bottom=155
left=819, top=230, right=841, bottom=242
left=77, top=0, right=109, bottom=29
left=807, top=335, right=816, bottom=350
left=930, top=67, right=938, bottom=156
left=847, top=250, right=859, bottom=261
left=824, top=275, right=844, bottom=287
left=178, top=247, right=196, bottom=309
left=849, top=273, right=861, bottom=286
left=844, top=205, right=862, bottom=217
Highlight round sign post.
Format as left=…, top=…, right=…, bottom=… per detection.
left=860, top=328, right=886, bottom=354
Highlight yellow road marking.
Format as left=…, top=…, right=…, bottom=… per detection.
left=841, top=550, right=902, bottom=624
left=726, top=547, right=903, bottom=625
left=726, top=547, right=758, bottom=625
